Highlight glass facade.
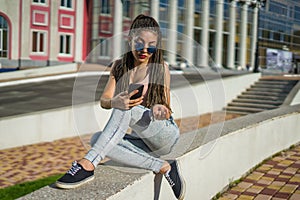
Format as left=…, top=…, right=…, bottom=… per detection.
left=259, top=0, right=300, bottom=68
left=88, top=0, right=300, bottom=70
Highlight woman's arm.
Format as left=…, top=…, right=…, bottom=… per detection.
left=152, top=63, right=172, bottom=120
left=100, top=74, right=116, bottom=109
left=100, top=62, right=144, bottom=110
left=164, top=62, right=171, bottom=106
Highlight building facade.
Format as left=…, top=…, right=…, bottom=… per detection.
left=0, top=0, right=89, bottom=67
left=1, top=0, right=300, bottom=71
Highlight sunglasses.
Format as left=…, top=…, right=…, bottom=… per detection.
left=134, top=42, right=157, bottom=54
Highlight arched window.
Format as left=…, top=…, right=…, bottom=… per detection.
left=0, top=15, right=8, bottom=58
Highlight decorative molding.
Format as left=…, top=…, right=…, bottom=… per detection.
left=100, top=20, right=112, bottom=34
left=32, top=10, right=48, bottom=26
left=60, top=14, right=74, bottom=29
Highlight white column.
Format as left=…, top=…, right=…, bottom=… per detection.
left=227, top=0, right=237, bottom=69
left=183, top=0, right=194, bottom=65
left=167, top=0, right=177, bottom=66
left=199, top=0, right=209, bottom=67
left=48, top=1, right=59, bottom=63
left=214, top=0, right=224, bottom=68
left=91, top=0, right=100, bottom=62
left=75, top=0, right=84, bottom=62
left=113, top=0, right=123, bottom=60
left=238, top=0, right=250, bottom=69
left=250, top=2, right=259, bottom=69
left=151, top=0, right=159, bottom=22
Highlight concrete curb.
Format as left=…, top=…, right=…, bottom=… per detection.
left=19, top=105, right=300, bottom=200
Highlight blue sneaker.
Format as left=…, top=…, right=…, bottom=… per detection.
left=56, top=161, right=94, bottom=189
left=164, top=160, right=186, bottom=199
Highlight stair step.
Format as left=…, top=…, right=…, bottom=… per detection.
left=225, top=106, right=266, bottom=113
left=228, top=102, right=278, bottom=109
left=254, top=83, right=295, bottom=88
left=257, top=80, right=295, bottom=85
left=246, top=87, right=288, bottom=93
left=242, top=91, right=288, bottom=97
left=237, top=94, right=285, bottom=101
left=232, top=99, right=283, bottom=105
left=224, top=78, right=298, bottom=115
left=250, top=84, right=294, bottom=90
left=223, top=110, right=250, bottom=115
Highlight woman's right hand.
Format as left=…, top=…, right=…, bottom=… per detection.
left=111, top=91, right=143, bottom=110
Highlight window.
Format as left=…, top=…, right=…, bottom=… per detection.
left=262, top=29, right=270, bottom=39
left=99, top=38, right=109, bottom=57
left=0, top=30, right=2, bottom=51
left=0, top=15, right=8, bottom=58
left=59, top=34, right=72, bottom=54
left=273, top=32, right=281, bottom=41
left=32, top=31, right=46, bottom=53
left=60, top=0, right=72, bottom=8
left=295, top=6, right=300, bottom=20
left=123, top=0, right=130, bottom=18
left=101, top=0, right=110, bottom=14
left=33, top=0, right=46, bottom=4
left=269, top=2, right=287, bottom=16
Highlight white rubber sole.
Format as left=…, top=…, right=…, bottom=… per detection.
left=55, top=175, right=95, bottom=189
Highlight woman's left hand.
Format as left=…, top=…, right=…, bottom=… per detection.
left=151, top=104, right=171, bottom=120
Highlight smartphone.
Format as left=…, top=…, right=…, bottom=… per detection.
left=128, top=83, right=144, bottom=100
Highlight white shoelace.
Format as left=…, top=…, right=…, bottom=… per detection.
left=67, top=161, right=82, bottom=176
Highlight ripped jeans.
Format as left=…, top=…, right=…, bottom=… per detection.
left=84, top=105, right=180, bottom=173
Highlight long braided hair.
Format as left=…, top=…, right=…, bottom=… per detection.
left=111, top=14, right=171, bottom=110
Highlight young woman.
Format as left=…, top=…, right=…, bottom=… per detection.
left=56, top=14, right=185, bottom=200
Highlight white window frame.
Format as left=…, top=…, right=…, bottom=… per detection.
left=31, top=30, right=47, bottom=55
left=99, top=38, right=110, bottom=59
left=100, top=0, right=111, bottom=15
left=60, top=0, right=73, bottom=10
left=32, top=10, right=48, bottom=26
left=32, top=0, right=47, bottom=6
left=59, top=33, right=73, bottom=56
left=0, top=29, right=2, bottom=51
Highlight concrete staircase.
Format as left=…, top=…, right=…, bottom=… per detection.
left=224, top=77, right=299, bottom=115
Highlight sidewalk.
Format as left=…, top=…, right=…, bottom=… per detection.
left=1, top=70, right=299, bottom=199
left=0, top=111, right=240, bottom=189
left=219, top=144, right=300, bottom=200
left=1, top=110, right=300, bottom=199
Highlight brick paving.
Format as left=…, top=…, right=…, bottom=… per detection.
left=218, top=144, right=300, bottom=200
left=1, top=110, right=299, bottom=200
left=0, top=111, right=240, bottom=189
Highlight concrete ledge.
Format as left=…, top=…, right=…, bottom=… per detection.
left=20, top=105, right=300, bottom=200
left=0, top=63, right=78, bottom=82
left=0, top=73, right=260, bottom=150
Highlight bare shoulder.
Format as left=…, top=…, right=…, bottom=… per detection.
left=163, top=62, right=170, bottom=74
left=110, top=59, right=123, bottom=76
left=110, top=59, right=122, bottom=70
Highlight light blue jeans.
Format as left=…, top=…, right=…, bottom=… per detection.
left=84, top=105, right=180, bottom=173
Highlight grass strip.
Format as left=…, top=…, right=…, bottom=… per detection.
left=0, top=174, right=63, bottom=200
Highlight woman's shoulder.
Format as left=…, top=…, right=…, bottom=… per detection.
left=110, top=59, right=122, bottom=69
left=110, top=59, right=123, bottom=75
left=163, top=61, right=170, bottom=73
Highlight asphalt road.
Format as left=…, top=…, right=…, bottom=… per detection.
left=0, top=70, right=246, bottom=118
